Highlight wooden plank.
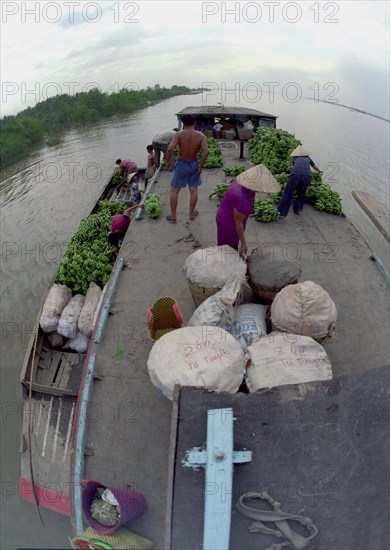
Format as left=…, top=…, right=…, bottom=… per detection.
left=56, top=356, right=73, bottom=389
left=352, top=190, right=390, bottom=242
left=41, top=353, right=62, bottom=386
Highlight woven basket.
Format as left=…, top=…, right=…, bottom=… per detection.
left=81, top=480, right=148, bottom=535
left=147, top=296, right=183, bottom=341
left=70, top=527, right=153, bottom=549
left=237, top=128, right=254, bottom=141
left=187, top=280, right=221, bottom=307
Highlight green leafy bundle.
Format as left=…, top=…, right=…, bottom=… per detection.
left=55, top=200, right=127, bottom=294
left=223, top=165, right=246, bottom=177
left=200, top=137, right=223, bottom=168
left=111, top=166, right=126, bottom=186
left=145, top=193, right=162, bottom=219
left=209, top=183, right=230, bottom=200
left=252, top=199, right=280, bottom=222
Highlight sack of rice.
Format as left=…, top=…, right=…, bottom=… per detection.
left=271, top=281, right=337, bottom=342
left=78, top=282, right=102, bottom=338
left=247, top=251, right=302, bottom=304
left=40, top=284, right=72, bottom=333
left=246, top=332, right=332, bottom=391
left=147, top=326, right=245, bottom=400
left=57, top=294, right=85, bottom=339
left=232, top=303, right=268, bottom=349
left=184, top=245, right=247, bottom=306
left=187, top=273, right=246, bottom=332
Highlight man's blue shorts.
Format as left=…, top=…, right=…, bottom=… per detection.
left=171, top=159, right=202, bottom=188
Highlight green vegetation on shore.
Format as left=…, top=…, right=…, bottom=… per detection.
left=0, top=85, right=198, bottom=169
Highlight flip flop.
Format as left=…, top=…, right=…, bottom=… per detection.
left=189, top=210, right=199, bottom=221
left=166, top=215, right=177, bottom=224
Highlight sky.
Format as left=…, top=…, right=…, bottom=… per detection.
left=1, top=0, right=389, bottom=118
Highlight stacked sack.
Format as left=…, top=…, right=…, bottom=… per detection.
left=40, top=281, right=105, bottom=353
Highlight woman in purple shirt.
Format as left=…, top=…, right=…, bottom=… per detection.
left=216, top=166, right=263, bottom=257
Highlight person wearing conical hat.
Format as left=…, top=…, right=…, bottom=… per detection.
left=277, top=145, right=322, bottom=218
left=216, top=164, right=280, bottom=257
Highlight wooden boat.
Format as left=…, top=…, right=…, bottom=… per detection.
left=19, top=168, right=146, bottom=515
left=20, top=109, right=389, bottom=548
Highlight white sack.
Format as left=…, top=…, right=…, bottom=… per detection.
left=67, top=331, right=90, bottom=354
left=40, top=284, right=72, bottom=333
left=147, top=326, right=245, bottom=400
left=187, top=274, right=246, bottom=331
left=233, top=303, right=268, bottom=348
left=78, top=282, right=102, bottom=337
left=271, top=281, right=337, bottom=341
left=246, top=332, right=332, bottom=392
left=57, top=294, right=85, bottom=339
left=183, top=245, right=247, bottom=288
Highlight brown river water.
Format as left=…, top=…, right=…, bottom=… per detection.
left=1, top=93, right=389, bottom=549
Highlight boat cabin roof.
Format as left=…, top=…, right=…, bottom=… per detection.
left=176, top=106, right=277, bottom=120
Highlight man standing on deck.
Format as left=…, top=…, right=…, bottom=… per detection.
left=152, top=129, right=179, bottom=169
left=165, top=115, right=208, bottom=223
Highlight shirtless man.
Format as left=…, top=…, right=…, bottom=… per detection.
left=165, top=114, right=208, bottom=223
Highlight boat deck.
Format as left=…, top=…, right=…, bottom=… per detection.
left=76, top=145, right=389, bottom=547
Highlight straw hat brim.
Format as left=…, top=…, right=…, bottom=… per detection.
left=236, top=164, right=281, bottom=193
left=290, top=145, right=311, bottom=157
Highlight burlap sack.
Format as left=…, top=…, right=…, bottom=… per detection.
left=271, top=281, right=337, bottom=341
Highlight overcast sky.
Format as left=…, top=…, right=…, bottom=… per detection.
left=1, top=1, right=389, bottom=118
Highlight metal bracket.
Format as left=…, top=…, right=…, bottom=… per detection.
left=183, top=408, right=252, bottom=550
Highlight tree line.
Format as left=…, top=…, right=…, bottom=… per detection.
left=0, top=85, right=199, bottom=170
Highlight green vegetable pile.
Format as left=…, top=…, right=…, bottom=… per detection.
left=55, top=200, right=127, bottom=294
left=200, top=137, right=223, bottom=168
left=111, top=166, right=125, bottom=186
left=252, top=199, right=280, bottom=222
left=223, top=165, right=246, bottom=177
left=248, top=127, right=342, bottom=215
left=209, top=183, right=230, bottom=200
left=145, top=193, right=162, bottom=219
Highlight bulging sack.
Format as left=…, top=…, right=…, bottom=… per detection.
left=183, top=245, right=247, bottom=289
left=57, top=294, right=85, bottom=339
left=187, top=274, right=247, bottom=331
left=147, top=326, right=245, bottom=400
left=78, top=282, right=102, bottom=338
left=271, top=281, right=337, bottom=341
left=40, top=284, right=72, bottom=333
left=232, top=303, right=268, bottom=348
left=246, top=332, right=332, bottom=391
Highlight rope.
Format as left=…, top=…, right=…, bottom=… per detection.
left=236, top=492, right=318, bottom=550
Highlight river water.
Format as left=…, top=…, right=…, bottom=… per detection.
left=1, top=93, right=389, bottom=549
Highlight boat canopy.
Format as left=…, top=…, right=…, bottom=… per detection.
left=176, top=106, right=277, bottom=133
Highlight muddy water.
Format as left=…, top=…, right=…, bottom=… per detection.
left=1, top=93, right=388, bottom=549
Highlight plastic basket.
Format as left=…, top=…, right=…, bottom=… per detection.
left=237, top=128, right=254, bottom=141
left=81, top=480, right=147, bottom=535
left=146, top=297, right=183, bottom=341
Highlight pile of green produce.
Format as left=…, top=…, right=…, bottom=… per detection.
left=55, top=200, right=127, bottom=294
left=248, top=127, right=342, bottom=215
left=252, top=199, right=280, bottom=222
left=209, top=183, right=230, bottom=200
left=200, top=137, right=223, bottom=168
left=111, top=167, right=125, bottom=186
left=145, top=193, right=162, bottom=219
left=223, top=164, right=246, bottom=177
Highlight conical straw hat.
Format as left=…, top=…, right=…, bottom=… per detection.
left=236, top=164, right=281, bottom=193
left=290, top=145, right=311, bottom=157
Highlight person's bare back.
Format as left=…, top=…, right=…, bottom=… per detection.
left=176, top=128, right=205, bottom=160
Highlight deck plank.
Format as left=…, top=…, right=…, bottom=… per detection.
left=352, top=190, right=390, bottom=242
